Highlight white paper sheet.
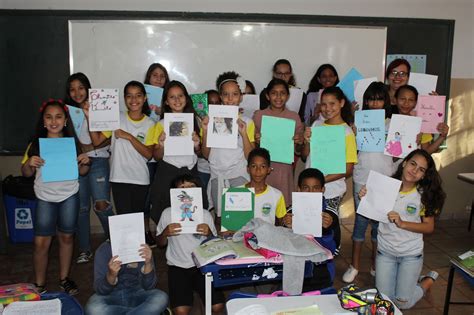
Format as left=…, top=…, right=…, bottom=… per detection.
left=88, top=88, right=120, bottom=131
left=109, top=213, right=145, bottom=264
left=384, top=114, right=422, bottom=158
left=292, top=192, right=323, bottom=237
left=224, top=191, right=253, bottom=211
left=235, top=304, right=270, bottom=315
left=164, top=113, right=194, bottom=156
left=357, top=170, right=402, bottom=223
left=207, top=105, right=239, bottom=149
left=408, top=73, right=438, bottom=96
left=4, top=299, right=61, bottom=315
left=354, top=77, right=378, bottom=109
left=286, top=88, right=304, bottom=113
left=240, top=95, right=260, bottom=118
left=170, top=187, right=204, bottom=233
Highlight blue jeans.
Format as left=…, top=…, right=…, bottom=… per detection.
left=85, top=287, right=168, bottom=315
left=78, top=158, right=114, bottom=251
left=375, top=249, right=424, bottom=309
left=352, top=182, right=379, bottom=242
left=144, top=162, right=157, bottom=219
left=35, top=193, right=79, bottom=236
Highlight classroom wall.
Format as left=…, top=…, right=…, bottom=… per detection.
left=1, top=0, right=472, bottom=227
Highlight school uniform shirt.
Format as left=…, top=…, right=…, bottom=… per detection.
left=156, top=207, right=217, bottom=269
left=377, top=187, right=425, bottom=257
left=105, top=112, right=155, bottom=185
left=305, top=121, right=358, bottom=199
left=78, top=118, right=110, bottom=158
left=240, top=184, right=287, bottom=225
left=353, top=119, right=393, bottom=185
left=153, top=121, right=197, bottom=170
left=22, top=144, right=79, bottom=203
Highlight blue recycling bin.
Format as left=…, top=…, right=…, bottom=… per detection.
left=3, top=194, right=37, bottom=243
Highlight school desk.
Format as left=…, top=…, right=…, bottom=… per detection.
left=443, top=257, right=474, bottom=315
left=457, top=173, right=474, bottom=231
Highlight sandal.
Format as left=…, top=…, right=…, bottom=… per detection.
left=34, top=283, right=47, bottom=294
left=419, top=270, right=439, bottom=283
left=59, top=277, right=79, bottom=296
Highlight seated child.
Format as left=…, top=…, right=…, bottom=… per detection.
left=243, top=147, right=290, bottom=226
left=85, top=242, right=168, bottom=315
left=156, top=174, right=225, bottom=315
left=287, top=168, right=337, bottom=291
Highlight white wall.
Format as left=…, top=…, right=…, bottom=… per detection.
left=2, top=0, right=473, bottom=79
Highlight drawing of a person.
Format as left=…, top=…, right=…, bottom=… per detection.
left=213, top=117, right=233, bottom=135
left=169, top=121, right=189, bottom=137
left=385, top=131, right=403, bottom=156
left=177, top=190, right=196, bottom=221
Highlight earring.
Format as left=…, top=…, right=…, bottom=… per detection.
left=64, top=122, right=67, bottom=127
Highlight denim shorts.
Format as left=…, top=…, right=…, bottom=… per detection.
left=34, top=193, right=79, bottom=236
left=352, top=181, right=378, bottom=242
left=79, top=157, right=111, bottom=210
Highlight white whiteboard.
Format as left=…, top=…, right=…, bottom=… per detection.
left=69, top=20, right=386, bottom=100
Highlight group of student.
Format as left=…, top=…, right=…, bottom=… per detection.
left=20, top=57, right=448, bottom=314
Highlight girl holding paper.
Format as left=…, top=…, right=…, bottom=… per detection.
left=150, top=80, right=203, bottom=223
left=253, top=78, right=304, bottom=206
left=201, top=71, right=255, bottom=224
left=65, top=72, right=115, bottom=264
left=358, top=149, right=445, bottom=309
left=21, top=99, right=91, bottom=295
left=306, top=64, right=340, bottom=124
left=301, top=86, right=358, bottom=254
left=343, top=81, right=393, bottom=283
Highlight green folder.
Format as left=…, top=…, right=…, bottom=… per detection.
left=190, top=93, right=208, bottom=117
left=221, top=187, right=255, bottom=232
left=260, top=116, right=295, bottom=164
left=310, top=125, right=346, bottom=175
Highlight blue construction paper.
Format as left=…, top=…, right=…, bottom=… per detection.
left=310, top=125, right=346, bottom=175
left=66, top=105, right=85, bottom=136
left=336, top=68, right=364, bottom=102
left=144, top=84, right=164, bottom=107
left=260, top=116, right=295, bottom=164
left=355, top=110, right=386, bottom=152
left=39, top=137, right=78, bottom=182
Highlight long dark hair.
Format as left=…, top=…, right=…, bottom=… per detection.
left=161, top=80, right=199, bottom=133
left=27, top=100, right=82, bottom=157
left=320, top=86, right=353, bottom=125
left=65, top=72, right=91, bottom=107
left=392, top=149, right=445, bottom=216
left=144, top=63, right=170, bottom=87
left=307, top=64, right=339, bottom=93
left=272, top=59, right=296, bottom=86
left=124, top=81, right=151, bottom=116
left=362, top=81, right=391, bottom=119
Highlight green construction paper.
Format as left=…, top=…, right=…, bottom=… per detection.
left=260, top=116, right=295, bottom=164
left=191, top=93, right=208, bottom=117
left=221, top=187, right=255, bottom=232
left=310, top=125, right=346, bottom=175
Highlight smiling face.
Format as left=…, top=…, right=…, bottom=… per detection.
left=165, top=86, right=187, bottom=113
left=273, top=63, right=292, bottom=84
left=247, top=155, right=271, bottom=184
left=125, top=85, right=147, bottom=113
left=402, top=154, right=428, bottom=184
left=320, top=93, right=344, bottom=121
left=387, top=64, right=409, bottom=91
left=267, top=83, right=289, bottom=110
left=68, top=79, right=88, bottom=106
left=43, top=105, right=67, bottom=137
left=396, top=88, right=417, bottom=115
left=220, top=81, right=242, bottom=106
left=318, top=68, right=338, bottom=88
left=149, top=67, right=167, bottom=88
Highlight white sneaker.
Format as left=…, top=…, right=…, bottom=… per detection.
left=342, top=265, right=359, bottom=283
left=370, top=267, right=376, bottom=277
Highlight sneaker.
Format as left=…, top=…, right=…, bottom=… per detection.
left=146, top=231, right=157, bottom=248
left=34, top=283, right=47, bottom=294
left=342, top=265, right=359, bottom=283
left=76, top=251, right=93, bottom=264
left=419, top=270, right=439, bottom=283
left=370, top=267, right=376, bottom=277
left=59, top=277, right=79, bottom=296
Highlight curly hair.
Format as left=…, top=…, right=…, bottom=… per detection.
left=216, top=71, right=240, bottom=93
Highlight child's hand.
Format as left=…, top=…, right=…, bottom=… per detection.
left=28, top=156, right=44, bottom=169
left=293, top=133, right=303, bottom=145
left=322, top=212, right=333, bottom=229
left=314, top=103, right=322, bottom=118
left=149, top=105, right=161, bottom=116
left=115, top=129, right=133, bottom=141
left=283, top=213, right=293, bottom=228
left=303, top=127, right=312, bottom=144
left=351, top=100, right=359, bottom=113
left=139, top=244, right=153, bottom=265
left=82, top=102, right=90, bottom=119
left=196, top=223, right=211, bottom=236
left=387, top=211, right=403, bottom=228
left=165, top=223, right=182, bottom=237
left=201, top=116, right=209, bottom=130
left=429, top=90, right=439, bottom=96
left=358, top=185, right=367, bottom=199
left=158, top=132, right=166, bottom=147
left=437, top=123, right=449, bottom=138
left=108, top=255, right=122, bottom=277
left=255, top=132, right=261, bottom=144
left=192, top=131, right=200, bottom=150
left=351, top=123, right=357, bottom=136
left=77, top=153, right=90, bottom=166
left=416, top=133, right=422, bottom=145
left=237, top=118, right=247, bottom=136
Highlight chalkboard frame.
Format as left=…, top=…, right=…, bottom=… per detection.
left=0, top=10, right=454, bottom=155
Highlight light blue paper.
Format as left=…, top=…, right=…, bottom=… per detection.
left=386, top=54, right=427, bottom=74
left=144, top=84, right=164, bottom=107
left=260, top=116, right=295, bottom=164
left=66, top=105, right=85, bottom=136
left=39, top=137, right=78, bottom=182
left=310, top=126, right=346, bottom=175
left=355, top=110, right=386, bottom=152
left=336, top=68, right=364, bottom=102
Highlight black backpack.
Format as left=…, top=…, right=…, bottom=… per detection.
left=2, top=175, right=36, bottom=200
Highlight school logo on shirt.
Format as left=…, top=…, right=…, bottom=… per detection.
left=406, top=203, right=418, bottom=215
left=261, top=203, right=272, bottom=217
left=136, top=132, right=145, bottom=143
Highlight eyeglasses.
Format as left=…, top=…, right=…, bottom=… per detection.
left=275, top=72, right=292, bottom=77
left=389, top=71, right=408, bottom=78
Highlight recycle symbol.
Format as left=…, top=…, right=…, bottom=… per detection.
left=17, top=209, right=29, bottom=220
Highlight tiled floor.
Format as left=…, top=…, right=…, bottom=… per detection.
left=0, top=216, right=473, bottom=314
